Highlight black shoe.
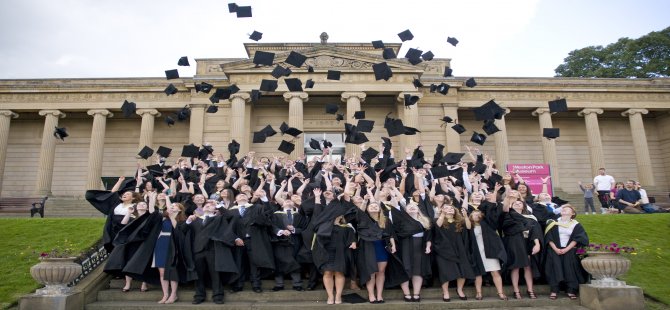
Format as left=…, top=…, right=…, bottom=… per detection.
left=293, top=286, right=304, bottom=291
left=230, top=286, right=243, bottom=293
left=377, top=299, right=385, bottom=304
left=253, top=287, right=263, bottom=293
left=192, top=299, right=204, bottom=305
left=403, top=295, right=412, bottom=302
left=213, top=299, right=224, bottom=304
left=306, top=283, right=317, bottom=291
left=272, top=286, right=284, bottom=292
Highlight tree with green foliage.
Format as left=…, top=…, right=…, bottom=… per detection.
left=555, top=27, right=670, bottom=78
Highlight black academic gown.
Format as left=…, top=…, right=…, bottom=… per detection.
left=355, top=209, right=409, bottom=288
left=85, top=190, right=127, bottom=252
left=229, top=201, right=275, bottom=277
left=104, top=211, right=157, bottom=277
left=466, top=202, right=507, bottom=276
left=432, top=221, right=476, bottom=283
left=502, top=210, right=543, bottom=278
left=543, top=220, right=589, bottom=290
left=390, top=206, right=432, bottom=279
left=271, top=209, right=305, bottom=275
left=186, top=214, right=239, bottom=284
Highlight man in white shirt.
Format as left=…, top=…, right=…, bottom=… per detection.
left=593, top=168, right=615, bottom=213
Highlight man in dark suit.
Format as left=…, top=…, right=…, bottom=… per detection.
left=187, top=200, right=225, bottom=304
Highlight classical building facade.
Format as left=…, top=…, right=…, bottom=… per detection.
left=1, top=40, right=669, bottom=201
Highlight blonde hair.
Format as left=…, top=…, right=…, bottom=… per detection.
left=367, top=203, right=387, bottom=229
left=406, top=202, right=431, bottom=230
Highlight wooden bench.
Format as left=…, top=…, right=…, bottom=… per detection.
left=0, top=197, right=48, bottom=217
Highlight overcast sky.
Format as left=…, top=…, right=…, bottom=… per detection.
left=0, top=0, right=668, bottom=79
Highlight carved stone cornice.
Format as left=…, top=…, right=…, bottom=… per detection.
left=283, top=92, right=309, bottom=102
left=0, top=92, right=191, bottom=103
left=38, top=110, right=66, bottom=118
left=87, top=109, right=113, bottom=117
left=340, top=92, right=367, bottom=102
left=189, top=103, right=210, bottom=109
left=0, top=110, right=18, bottom=119
left=621, top=108, right=649, bottom=117
left=578, top=108, right=604, bottom=117
left=532, top=108, right=550, bottom=117
left=136, top=109, right=161, bottom=117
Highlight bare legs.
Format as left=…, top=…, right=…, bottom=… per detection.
left=323, top=271, right=345, bottom=304
left=366, top=262, right=387, bottom=302
left=157, top=268, right=179, bottom=304
left=510, top=266, right=533, bottom=299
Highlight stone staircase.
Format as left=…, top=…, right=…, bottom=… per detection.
left=0, top=196, right=103, bottom=218
left=83, top=279, right=587, bottom=310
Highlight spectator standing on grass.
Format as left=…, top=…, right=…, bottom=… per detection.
left=578, top=182, right=596, bottom=214
left=593, top=168, right=615, bottom=213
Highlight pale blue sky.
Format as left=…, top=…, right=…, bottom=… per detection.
left=0, top=0, right=667, bottom=79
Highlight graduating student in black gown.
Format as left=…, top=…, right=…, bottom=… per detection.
left=543, top=204, right=589, bottom=300
left=393, top=201, right=432, bottom=302
left=502, top=196, right=543, bottom=300
left=270, top=200, right=306, bottom=291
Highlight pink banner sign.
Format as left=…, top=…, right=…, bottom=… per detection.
left=506, top=163, right=553, bottom=197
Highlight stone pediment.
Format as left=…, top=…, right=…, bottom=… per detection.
left=219, top=45, right=425, bottom=74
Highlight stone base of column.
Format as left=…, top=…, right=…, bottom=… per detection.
left=579, top=284, right=644, bottom=310
left=20, top=291, right=83, bottom=310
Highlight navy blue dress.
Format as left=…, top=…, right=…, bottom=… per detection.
left=153, top=219, right=173, bottom=268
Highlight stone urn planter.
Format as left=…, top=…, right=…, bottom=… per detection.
left=581, top=251, right=631, bottom=287
left=30, top=257, right=82, bottom=295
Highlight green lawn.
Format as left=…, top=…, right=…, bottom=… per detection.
left=578, top=213, right=670, bottom=305
left=0, top=218, right=105, bottom=309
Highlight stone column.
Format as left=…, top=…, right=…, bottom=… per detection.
left=136, top=109, right=161, bottom=150
left=283, top=92, right=309, bottom=159
left=622, top=109, right=654, bottom=186
left=397, top=92, right=423, bottom=152
left=230, top=93, right=251, bottom=155
left=0, top=110, right=18, bottom=194
left=85, top=109, right=113, bottom=190
left=494, top=109, right=512, bottom=171
left=341, top=92, right=367, bottom=156
left=441, top=105, right=461, bottom=153
left=35, top=110, right=66, bottom=196
left=532, top=108, right=560, bottom=187
left=578, top=108, right=606, bottom=176
left=188, top=104, right=208, bottom=146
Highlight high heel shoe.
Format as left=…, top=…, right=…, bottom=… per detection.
left=498, top=292, right=509, bottom=301
left=457, top=292, right=467, bottom=300
left=443, top=296, right=451, bottom=302
left=475, top=292, right=483, bottom=300
left=514, top=291, right=522, bottom=299
left=412, top=295, right=421, bottom=302
left=403, top=295, right=412, bottom=302
left=121, top=288, right=131, bottom=292
left=527, top=290, right=537, bottom=299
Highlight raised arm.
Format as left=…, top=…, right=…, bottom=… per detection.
left=540, top=176, right=551, bottom=194
left=111, top=176, right=125, bottom=193
left=148, top=192, right=157, bottom=214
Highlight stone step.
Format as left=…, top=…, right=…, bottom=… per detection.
left=86, top=299, right=585, bottom=310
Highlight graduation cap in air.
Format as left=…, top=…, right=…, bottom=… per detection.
left=228, top=3, right=238, bottom=12
left=309, top=138, right=321, bottom=150
left=430, top=165, right=451, bottom=179
left=473, top=162, right=488, bottom=175
left=470, top=132, right=487, bottom=145
left=444, top=152, right=465, bottom=165
left=176, top=106, right=190, bottom=121
left=249, top=30, right=263, bottom=41
left=440, top=116, right=454, bottom=126
left=260, top=79, right=279, bottom=92
left=382, top=48, right=397, bottom=60
left=488, top=172, right=503, bottom=185
left=284, top=127, right=303, bottom=137
left=206, top=104, right=218, bottom=113
left=361, top=147, right=379, bottom=162
left=437, top=83, right=449, bottom=95
left=451, top=123, right=466, bottom=134
left=177, top=56, right=189, bottom=66
left=253, top=51, right=274, bottom=66
left=137, top=146, right=154, bottom=159
left=165, top=116, right=175, bottom=126
left=195, top=82, right=213, bottom=93
left=285, top=51, right=307, bottom=68
left=474, top=100, right=506, bottom=121
left=404, top=94, right=420, bottom=107
left=325, top=103, right=339, bottom=114
left=404, top=126, right=421, bottom=135
left=181, top=144, right=199, bottom=158
left=251, top=89, right=261, bottom=102
left=285, top=78, right=303, bottom=92
left=398, top=29, right=414, bottom=41
left=353, top=111, right=365, bottom=119
left=543, top=128, right=560, bottom=139
left=53, top=127, right=68, bottom=141
left=271, top=65, right=290, bottom=79
left=121, top=100, right=136, bottom=118
left=156, top=146, right=172, bottom=158
left=228, top=140, right=240, bottom=156
left=405, top=48, right=423, bottom=65
left=346, top=131, right=369, bottom=145
left=385, top=118, right=405, bottom=137
left=444, top=67, right=453, bottom=77
left=146, top=164, right=165, bottom=177
left=381, top=137, right=392, bottom=150
left=434, top=144, right=445, bottom=163
left=447, top=36, right=459, bottom=46
left=260, top=124, right=277, bottom=137
left=236, top=5, right=252, bottom=17
left=430, top=84, right=438, bottom=93
left=372, top=62, right=393, bottom=81
left=465, top=77, right=477, bottom=88
left=307, top=66, right=314, bottom=73
left=372, top=40, right=385, bottom=49
left=323, top=140, right=333, bottom=148
left=412, top=78, right=423, bottom=88
left=552, top=196, right=569, bottom=206
left=548, top=98, right=568, bottom=113
left=357, top=119, right=374, bottom=133
left=279, top=122, right=289, bottom=134
left=327, top=70, right=341, bottom=80
left=305, top=79, right=315, bottom=89
left=165, top=69, right=179, bottom=80
left=228, top=84, right=240, bottom=94
left=483, top=120, right=500, bottom=135
left=278, top=140, right=295, bottom=154
left=336, top=113, right=344, bottom=122
left=252, top=131, right=267, bottom=143
left=422, top=51, right=434, bottom=61
left=164, top=84, right=178, bottom=95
